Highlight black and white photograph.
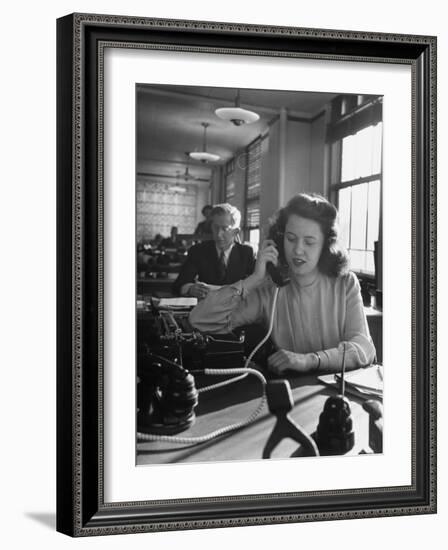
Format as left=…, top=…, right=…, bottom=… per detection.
left=135, top=84, right=384, bottom=465
left=53, top=9, right=436, bottom=538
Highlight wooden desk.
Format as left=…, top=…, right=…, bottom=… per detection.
left=136, top=371, right=374, bottom=465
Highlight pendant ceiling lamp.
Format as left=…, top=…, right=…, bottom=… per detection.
left=215, top=90, right=260, bottom=126
left=177, top=153, right=199, bottom=182
left=189, top=122, right=220, bottom=163
left=171, top=185, right=187, bottom=193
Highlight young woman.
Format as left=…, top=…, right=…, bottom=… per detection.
left=189, top=193, right=376, bottom=375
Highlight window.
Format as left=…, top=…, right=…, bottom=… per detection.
left=337, top=176, right=381, bottom=274
left=329, top=97, right=382, bottom=277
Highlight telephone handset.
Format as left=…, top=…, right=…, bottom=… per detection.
left=266, top=228, right=291, bottom=287
left=266, top=262, right=290, bottom=287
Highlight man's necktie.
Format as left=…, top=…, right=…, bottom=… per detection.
left=218, top=251, right=226, bottom=283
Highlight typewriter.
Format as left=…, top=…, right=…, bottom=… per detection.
left=137, top=304, right=246, bottom=435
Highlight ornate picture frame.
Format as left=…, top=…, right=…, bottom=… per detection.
left=56, top=13, right=436, bottom=536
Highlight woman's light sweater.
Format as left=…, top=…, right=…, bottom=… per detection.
left=189, top=271, right=376, bottom=370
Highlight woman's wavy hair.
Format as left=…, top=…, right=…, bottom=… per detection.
left=268, top=193, right=349, bottom=277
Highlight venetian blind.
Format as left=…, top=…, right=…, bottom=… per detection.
left=225, top=159, right=235, bottom=202
left=245, top=137, right=262, bottom=229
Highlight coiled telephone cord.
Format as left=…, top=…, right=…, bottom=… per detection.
left=137, top=367, right=267, bottom=444
left=136, top=287, right=280, bottom=444
left=197, top=286, right=280, bottom=393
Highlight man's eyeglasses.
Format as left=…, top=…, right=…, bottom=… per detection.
left=212, top=224, right=235, bottom=233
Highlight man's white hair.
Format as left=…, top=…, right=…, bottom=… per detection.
left=211, top=203, right=241, bottom=229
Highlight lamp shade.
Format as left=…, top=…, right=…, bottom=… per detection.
left=215, top=106, right=260, bottom=126
left=188, top=122, right=220, bottom=163
left=215, top=90, right=260, bottom=126
left=189, top=151, right=220, bottom=163
left=171, top=185, right=187, bottom=193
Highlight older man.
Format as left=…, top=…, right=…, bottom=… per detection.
left=173, top=203, right=255, bottom=299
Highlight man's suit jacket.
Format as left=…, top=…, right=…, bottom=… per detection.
left=173, top=240, right=256, bottom=295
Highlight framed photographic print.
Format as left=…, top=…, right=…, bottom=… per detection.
left=56, top=13, right=437, bottom=536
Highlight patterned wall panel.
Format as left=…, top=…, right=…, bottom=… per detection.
left=137, top=179, right=198, bottom=241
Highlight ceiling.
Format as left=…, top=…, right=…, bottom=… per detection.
left=136, top=84, right=337, bottom=184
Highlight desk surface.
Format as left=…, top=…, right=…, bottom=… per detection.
left=138, top=277, right=176, bottom=284
left=136, top=371, right=374, bottom=465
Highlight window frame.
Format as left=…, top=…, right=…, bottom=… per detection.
left=328, top=95, right=383, bottom=281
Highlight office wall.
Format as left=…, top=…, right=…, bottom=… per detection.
left=259, top=116, right=326, bottom=233
left=283, top=118, right=312, bottom=200
left=195, top=183, right=210, bottom=226
left=136, top=179, right=199, bottom=239
left=310, top=113, right=327, bottom=194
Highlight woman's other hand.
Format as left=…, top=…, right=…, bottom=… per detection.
left=187, top=282, right=212, bottom=300
left=267, top=349, right=317, bottom=374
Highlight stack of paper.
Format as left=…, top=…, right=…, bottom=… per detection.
left=319, top=364, right=383, bottom=400
left=157, top=297, right=198, bottom=309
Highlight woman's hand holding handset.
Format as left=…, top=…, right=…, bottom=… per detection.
left=254, top=239, right=279, bottom=280
left=242, top=239, right=279, bottom=293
